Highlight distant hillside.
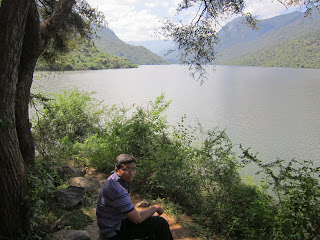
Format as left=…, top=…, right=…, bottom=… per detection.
left=227, top=28, right=320, bottom=68
left=36, top=44, right=137, bottom=71
left=217, top=10, right=320, bottom=66
left=129, top=10, right=320, bottom=68
left=128, top=40, right=180, bottom=64
left=94, top=27, right=168, bottom=65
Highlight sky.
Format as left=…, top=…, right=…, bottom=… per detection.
left=86, top=0, right=299, bottom=42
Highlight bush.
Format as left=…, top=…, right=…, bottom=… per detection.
left=241, top=148, right=320, bottom=239
left=31, top=89, right=105, bottom=159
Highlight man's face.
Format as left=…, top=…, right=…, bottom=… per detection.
left=115, top=162, right=137, bottom=183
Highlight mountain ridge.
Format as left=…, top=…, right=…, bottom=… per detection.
left=128, top=10, right=320, bottom=68
left=94, top=27, right=168, bottom=65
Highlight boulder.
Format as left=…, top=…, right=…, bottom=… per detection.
left=82, top=196, right=94, bottom=207
left=136, top=201, right=150, bottom=208
left=50, top=214, right=69, bottom=231
left=55, top=186, right=85, bottom=209
left=70, top=177, right=100, bottom=193
left=52, top=229, right=90, bottom=240
left=57, top=165, right=85, bottom=179
left=85, top=172, right=108, bottom=181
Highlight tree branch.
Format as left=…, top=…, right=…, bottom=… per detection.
left=39, top=0, right=76, bottom=51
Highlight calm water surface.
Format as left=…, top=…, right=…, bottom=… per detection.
left=33, top=65, right=320, bottom=175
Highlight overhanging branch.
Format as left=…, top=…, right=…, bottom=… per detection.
left=40, top=0, right=76, bottom=50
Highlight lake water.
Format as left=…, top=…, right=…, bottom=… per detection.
left=32, top=65, right=320, bottom=176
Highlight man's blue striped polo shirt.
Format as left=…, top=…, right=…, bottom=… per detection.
left=96, top=172, right=135, bottom=238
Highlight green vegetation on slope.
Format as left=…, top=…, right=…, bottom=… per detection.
left=29, top=89, right=320, bottom=240
left=217, top=11, right=320, bottom=69
left=94, top=27, right=168, bottom=65
left=36, top=43, right=137, bottom=71
left=228, top=28, right=320, bottom=68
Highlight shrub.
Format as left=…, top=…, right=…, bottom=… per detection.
left=31, top=89, right=105, bottom=158
left=241, top=147, right=320, bottom=239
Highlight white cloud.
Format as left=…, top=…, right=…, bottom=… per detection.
left=87, top=0, right=300, bottom=42
left=244, top=0, right=293, bottom=19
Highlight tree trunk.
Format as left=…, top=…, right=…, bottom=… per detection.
left=0, top=0, right=78, bottom=237
left=16, top=0, right=41, bottom=169
left=0, top=0, right=31, bottom=237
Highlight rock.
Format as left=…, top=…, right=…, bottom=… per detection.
left=85, top=172, right=108, bottom=181
left=96, top=173, right=108, bottom=181
left=70, top=177, right=100, bottom=193
left=83, top=196, right=93, bottom=207
left=50, top=214, right=69, bottom=231
left=52, top=229, right=90, bottom=240
left=55, top=186, right=85, bottom=209
left=136, top=201, right=150, bottom=208
left=85, top=222, right=100, bottom=240
left=57, top=165, right=85, bottom=180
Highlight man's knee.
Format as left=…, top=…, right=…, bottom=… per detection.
left=152, top=216, right=170, bottom=230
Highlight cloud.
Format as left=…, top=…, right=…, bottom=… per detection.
left=87, top=0, right=179, bottom=41
left=244, top=0, right=291, bottom=19
left=87, top=0, right=299, bottom=42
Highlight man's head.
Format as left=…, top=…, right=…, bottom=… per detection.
left=115, top=154, right=137, bottom=183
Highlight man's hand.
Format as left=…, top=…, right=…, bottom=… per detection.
left=127, top=204, right=165, bottom=224
left=154, top=205, right=164, bottom=215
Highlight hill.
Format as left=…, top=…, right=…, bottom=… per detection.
left=216, top=10, right=320, bottom=66
left=129, top=10, right=320, bottom=68
left=36, top=43, right=137, bottom=71
left=94, top=27, right=168, bottom=65
left=227, top=28, right=320, bottom=68
left=128, top=40, right=179, bottom=64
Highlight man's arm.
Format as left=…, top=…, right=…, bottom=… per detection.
left=126, top=205, right=164, bottom=224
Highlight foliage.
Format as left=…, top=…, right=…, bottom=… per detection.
left=36, top=43, right=137, bottom=71
left=26, top=157, right=57, bottom=239
left=76, top=93, right=173, bottom=172
left=26, top=156, right=94, bottom=239
left=158, top=0, right=258, bottom=81
left=38, top=0, right=106, bottom=63
left=31, top=90, right=105, bottom=159
left=241, top=147, right=320, bottom=239
left=31, top=90, right=320, bottom=239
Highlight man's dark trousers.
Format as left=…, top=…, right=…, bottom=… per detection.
left=107, top=216, right=173, bottom=240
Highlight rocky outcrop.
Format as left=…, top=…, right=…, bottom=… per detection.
left=52, top=229, right=90, bottom=240
left=70, top=177, right=100, bottom=193
left=55, top=186, right=85, bottom=209
left=56, top=165, right=85, bottom=180
left=136, top=200, right=150, bottom=208
left=52, top=166, right=108, bottom=239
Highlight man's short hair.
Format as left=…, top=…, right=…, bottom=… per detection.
left=115, top=154, right=137, bottom=169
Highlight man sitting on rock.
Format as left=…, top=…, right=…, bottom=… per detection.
left=96, top=154, right=173, bottom=240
